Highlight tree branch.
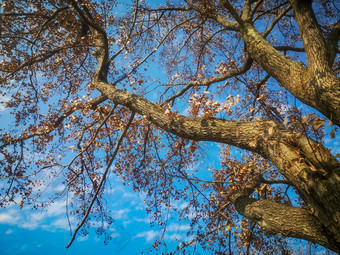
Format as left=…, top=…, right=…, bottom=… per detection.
left=95, top=79, right=340, bottom=249
left=263, top=5, right=292, bottom=38
left=326, top=19, right=340, bottom=65
left=273, top=45, right=305, bottom=52
left=234, top=197, right=338, bottom=253
left=95, top=80, right=276, bottom=153
left=163, top=56, right=253, bottom=103
left=0, top=95, right=107, bottom=149
left=66, top=111, right=135, bottom=248
left=69, top=0, right=109, bottom=81
left=185, top=0, right=240, bottom=31
left=291, top=0, right=331, bottom=72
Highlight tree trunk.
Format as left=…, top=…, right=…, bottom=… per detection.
left=94, top=79, right=340, bottom=252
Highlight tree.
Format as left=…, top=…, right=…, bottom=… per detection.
left=1, top=0, right=339, bottom=253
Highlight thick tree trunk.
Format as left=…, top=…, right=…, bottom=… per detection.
left=241, top=23, right=340, bottom=127
left=94, top=79, right=340, bottom=252
left=80, top=0, right=340, bottom=250
left=234, top=197, right=332, bottom=251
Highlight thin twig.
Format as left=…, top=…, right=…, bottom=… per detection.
left=66, top=111, right=135, bottom=248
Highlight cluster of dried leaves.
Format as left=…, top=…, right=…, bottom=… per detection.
left=1, top=0, right=339, bottom=254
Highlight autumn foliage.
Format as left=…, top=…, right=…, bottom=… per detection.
left=1, top=0, right=340, bottom=253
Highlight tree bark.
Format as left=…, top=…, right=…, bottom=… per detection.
left=94, top=79, right=340, bottom=252
left=240, top=23, right=340, bottom=127
left=77, top=0, right=340, bottom=250
left=234, top=197, right=336, bottom=252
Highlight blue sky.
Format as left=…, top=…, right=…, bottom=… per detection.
left=1, top=1, right=340, bottom=254
left=0, top=173, right=195, bottom=255
left=1, top=99, right=339, bottom=254
left=0, top=102, right=212, bottom=254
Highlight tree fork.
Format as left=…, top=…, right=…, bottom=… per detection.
left=234, top=197, right=340, bottom=253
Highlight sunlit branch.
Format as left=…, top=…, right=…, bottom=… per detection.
left=66, top=111, right=135, bottom=248
left=326, top=19, right=340, bottom=65
left=234, top=197, right=331, bottom=249
left=32, top=6, right=69, bottom=44
left=242, top=0, right=253, bottom=21
left=0, top=95, right=107, bottom=149
left=109, top=0, right=139, bottom=62
left=252, top=1, right=289, bottom=22
left=263, top=5, right=292, bottom=38
left=112, top=17, right=195, bottom=86
left=291, top=0, right=331, bottom=72
left=163, top=56, right=253, bottom=104
left=185, top=0, right=240, bottom=31
left=62, top=105, right=117, bottom=170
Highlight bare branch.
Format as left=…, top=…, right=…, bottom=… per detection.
left=66, top=111, right=135, bottom=248
left=273, top=45, right=305, bottom=52
left=110, top=0, right=140, bottom=62
left=69, top=0, right=109, bottom=81
left=221, top=0, right=244, bottom=26
left=326, top=19, right=340, bottom=65
left=250, top=0, right=264, bottom=19
left=263, top=5, right=292, bottom=38
left=112, top=17, right=195, bottom=87
left=0, top=95, right=107, bottom=149
left=163, top=56, right=253, bottom=103
left=291, top=0, right=331, bottom=72
left=32, top=6, right=69, bottom=44
left=185, top=0, right=240, bottom=31
left=234, top=197, right=335, bottom=251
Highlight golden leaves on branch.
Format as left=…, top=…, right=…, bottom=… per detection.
left=188, top=92, right=241, bottom=117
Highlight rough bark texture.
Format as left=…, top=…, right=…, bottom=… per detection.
left=80, top=0, right=340, bottom=251
left=241, top=24, right=340, bottom=127
left=234, top=197, right=331, bottom=250
left=94, top=80, right=340, bottom=252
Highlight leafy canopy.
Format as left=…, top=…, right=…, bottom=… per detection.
left=1, top=0, right=340, bottom=254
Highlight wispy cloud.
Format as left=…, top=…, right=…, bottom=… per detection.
left=135, top=230, right=159, bottom=242
left=0, top=209, right=20, bottom=224
left=167, top=223, right=190, bottom=232
left=0, top=94, right=10, bottom=113
left=5, top=229, right=13, bottom=235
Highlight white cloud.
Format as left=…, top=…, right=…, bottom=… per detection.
left=167, top=223, right=190, bottom=232
left=45, top=201, right=67, bottom=217
left=0, top=210, right=20, bottom=224
left=111, top=232, right=120, bottom=238
left=131, top=216, right=149, bottom=224
left=164, top=233, right=182, bottom=241
left=77, top=235, right=89, bottom=242
left=48, top=217, right=74, bottom=231
left=0, top=94, right=10, bottom=112
left=112, top=209, right=130, bottom=220
left=135, top=230, right=159, bottom=242
left=21, top=221, right=40, bottom=230
left=5, top=229, right=13, bottom=235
